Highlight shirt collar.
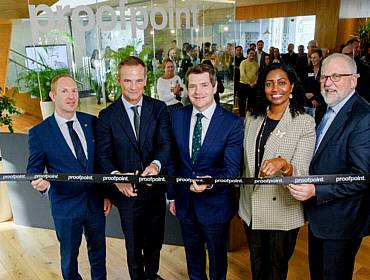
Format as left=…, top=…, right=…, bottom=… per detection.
left=54, top=111, right=78, bottom=126
left=121, top=96, right=143, bottom=111
left=331, top=90, right=355, bottom=114
left=192, top=101, right=217, bottom=120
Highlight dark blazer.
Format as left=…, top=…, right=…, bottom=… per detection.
left=167, top=105, right=244, bottom=225
left=27, top=112, right=103, bottom=218
left=305, top=93, right=370, bottom=239
left=255, top=51, right=267, bottom=68
left=282, top=52, right=298, bottom=68
left=95, top=95, right=171, bottom=205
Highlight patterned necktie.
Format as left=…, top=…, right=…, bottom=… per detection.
left=315, top=107, right=334, bottom=151
left=131, top=106, right=140, bottom=141
left=66, top=121, right=87, bottom=169
left=192, top=113, right=204, bottom=164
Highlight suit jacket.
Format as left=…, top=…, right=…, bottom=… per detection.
left=282, top=52, right=298, bottom=68
left=305, top=93, right=370, bottom=239
left=167, top=105, right=244, bottom=225
left=239, top=108, right=315, bottom=230
left=27, top=112, right=103, bottom=218
left=95, top=95, right=171, bottom=205
left=255, top=50, right=267, bottom=68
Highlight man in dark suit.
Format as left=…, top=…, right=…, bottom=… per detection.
left=27, top=74, right=111, bottom=280
left=288, top=53, right=370, bottom=280
left=95, top=56, right=171, bottom=280
left=167, top=64, right=244, bottom=280
left=282, top=43, right=298, bottom=68
left=255, top=40, right=267, bottom=68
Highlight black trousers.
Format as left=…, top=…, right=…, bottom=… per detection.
left=244, top=224, right=300, bottom=280
left=116, top=188, right=166, bottom=280
left=308, top=226, right=363, bottom=280
left=238, top=83, right=255, bottom=118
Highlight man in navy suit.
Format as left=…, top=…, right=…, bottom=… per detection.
left=27, top=74, right=112, bottom=280
left=288, top=53, right=370, bottom=280
left=167, top=64, right=244, bottom=280
left=95, top=56, right=171, bottom=280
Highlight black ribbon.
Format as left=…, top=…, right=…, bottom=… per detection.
left=1, top=173, right=370, bottom=185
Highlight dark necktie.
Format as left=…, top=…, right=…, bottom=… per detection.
left=192, top=113, right=204, bottom=164
left=66, top=121, right=87, bottom=169
left=131, top=106, right=140, bottom=141
left=315, top=107, right=334, bottom=151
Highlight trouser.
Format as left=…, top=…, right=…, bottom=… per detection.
left=54, top=209, right=106, bottom=280
left=116, top=189, right=166, bottom=280
left=180, top=220, right=230, bottom=280
left=308, top=226, right=362, bottom=280
left=244, top=224, right=300, bottom=280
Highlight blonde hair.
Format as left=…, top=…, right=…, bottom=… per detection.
left=50, top=74, right=75, bottom=93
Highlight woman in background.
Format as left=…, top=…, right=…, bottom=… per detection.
left=239, top=63, right=315, bottom=280
left=157, top=58, right=187, bottom=114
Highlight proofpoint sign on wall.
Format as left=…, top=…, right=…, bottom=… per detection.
left=29, top=0, right=199, bottom=44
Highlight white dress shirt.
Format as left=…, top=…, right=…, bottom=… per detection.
left=54, top=111, right=88, bottom=159
left=189, top=101, right=217, bottom=157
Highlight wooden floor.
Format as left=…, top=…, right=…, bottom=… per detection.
left=0, top=221, right=369, bottom=280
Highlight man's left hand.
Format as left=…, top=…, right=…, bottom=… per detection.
left=190, top=176, right=211, bottom=193
left=142, top=163, right=159, bottom=176
left=287, top=183, right=316, bottom=201
left=103, top=198, right=112, bottom=216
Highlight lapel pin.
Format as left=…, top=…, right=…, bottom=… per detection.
left=276, top=129, right=286, bottom=138
left=84, top=124, right=88, bottom=127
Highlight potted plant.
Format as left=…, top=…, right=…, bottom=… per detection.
left=17, top=67, right=69, bottom=119
left=0, top=87, right=21, bottom=133
left=359, top=20, right=370, bottom=53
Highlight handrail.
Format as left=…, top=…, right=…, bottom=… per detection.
left=9, top=48, right=51, bottom=70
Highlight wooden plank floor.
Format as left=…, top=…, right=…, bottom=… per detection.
left=0, top=221, right=369, bottom=280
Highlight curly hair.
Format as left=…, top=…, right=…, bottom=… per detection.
left=248, top=63, right=305, bottom=118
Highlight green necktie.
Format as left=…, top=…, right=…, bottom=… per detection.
left=192, top=113, right=204, bottom=164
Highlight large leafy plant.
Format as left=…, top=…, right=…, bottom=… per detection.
left=0, top=87, right=21, bottom=133
left=359, top=20, right=370, bottom=50
left=105, top=45, right=163, bottom=100
left=17, top=47, right=69, bottom=101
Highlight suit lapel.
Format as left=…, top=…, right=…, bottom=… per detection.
left=245, top=114, right=263, bottom=178
left=197, top=105, right=222, bottom=163
left=262, top=107, right=291, bottom=161
left=115, top=100, right=139, bottom=151
left=47, top=115, right=79, bottom=165
left=139, top=97, right=153, bottom=150
left=313, top=94, right=356, bottom=161
left=182, top=106, right=192, bottom=164
left=77, top=113, right=93, bottom=172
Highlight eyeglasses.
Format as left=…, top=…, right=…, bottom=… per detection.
left=319, top=73, right=356, bottom=83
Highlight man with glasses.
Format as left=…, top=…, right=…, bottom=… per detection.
left=288, top=53, right=370, bottom=280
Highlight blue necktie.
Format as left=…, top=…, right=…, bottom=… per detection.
left=66, top=121, right=87, bottom=169
left=192, top=113, right=204, bottom=164
left=315, top=107, right=334, bottom=151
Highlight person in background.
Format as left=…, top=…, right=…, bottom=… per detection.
left=167, top=63, right=243, bottom=280
left=202, top=59, right=225, bottom=104
left=234, top=45, right=245, bottom=99
left=27, top=74, right=112, bottom=280
left=239, top=63, right=315, bottom=280
left=288, top=53, right=370, bottom=280
left=282, top=43, right=298, bottom=68
left=239, top=48, right=259, bottom=117
left=272, top=48, right=282, bottom=63
left=157, top=58, right=187, bottom=114
left=255, top=40, right=268, bottom=68
left=303, top=48, right=326, bottom=124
